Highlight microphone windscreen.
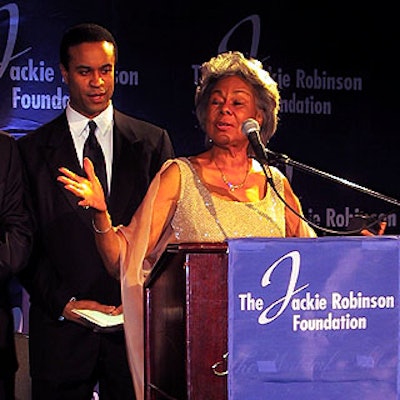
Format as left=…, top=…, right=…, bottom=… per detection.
left=241, top=118, right=260, bottom=136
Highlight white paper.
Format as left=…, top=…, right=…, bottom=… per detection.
left=72, top=309, right=124, bottom=328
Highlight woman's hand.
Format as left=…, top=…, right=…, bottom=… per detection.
left=57, top=157, right=107, bottom=212
left=361, top=220, right=387, bottom=236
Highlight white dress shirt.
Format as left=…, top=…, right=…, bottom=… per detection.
left=66, top=102, right=114, bottom=195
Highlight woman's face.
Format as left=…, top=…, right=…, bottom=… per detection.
left=205, top=75, right=262, bottom=148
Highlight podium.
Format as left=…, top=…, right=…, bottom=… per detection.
left=144, top=242, right=228, bottom=400
left=145, top=237, right=400, bottom=400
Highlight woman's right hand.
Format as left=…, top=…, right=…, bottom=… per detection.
left=57, top=157, right=107, bottom=212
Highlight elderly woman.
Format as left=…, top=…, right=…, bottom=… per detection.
left=58, top=51, right=316, bottom=399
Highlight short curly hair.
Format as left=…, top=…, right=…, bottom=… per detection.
left=195, top=51, right=280, bottom=148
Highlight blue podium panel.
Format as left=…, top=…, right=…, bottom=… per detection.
left=227, top=236, right=400, bottom=400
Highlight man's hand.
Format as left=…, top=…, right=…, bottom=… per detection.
left=62, top=299, right=117, bottom=324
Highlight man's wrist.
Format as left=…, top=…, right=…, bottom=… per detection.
left=58, top=296, right=77, bottom=321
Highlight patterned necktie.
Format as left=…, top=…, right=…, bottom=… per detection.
left=83, top=120, right=108, bottom=195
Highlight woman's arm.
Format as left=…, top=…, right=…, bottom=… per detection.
left=58, top=158, right=180, bottom=279
left=282, top=177, right=317, bottom=238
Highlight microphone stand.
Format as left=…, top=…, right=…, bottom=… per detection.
left=265, top=149, right=400, bottom=208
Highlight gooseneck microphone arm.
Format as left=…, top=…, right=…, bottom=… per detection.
left=242, top=118, right=400, bottom=208
left=265, top=148, right=400, bottom=208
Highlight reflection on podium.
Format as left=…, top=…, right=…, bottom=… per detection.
left=144, top=242, right=228, bottom=400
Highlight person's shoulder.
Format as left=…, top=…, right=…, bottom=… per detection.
left=18, top=113, right=66, bottom=145
left=0, top=131, right=16, bottom=154
left=114, top=109, right=167, bottom=135
left=160, top=157, right=182, bottom=169
left=0, top=130, right=13, bottom=143
left=268, top=165, right=286, bottom=179
left=159, top=157, right=189, bottom=176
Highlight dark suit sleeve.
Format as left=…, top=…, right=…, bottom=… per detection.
left=146, top=127, right=175, bottom=182
left=158, top=128, right=175, bottom=161
left=0, top=133, right=33, bottom=282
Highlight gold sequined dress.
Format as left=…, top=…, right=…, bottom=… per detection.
left=172, top=157, right=286, bottom=240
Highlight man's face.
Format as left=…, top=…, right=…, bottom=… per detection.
left=60, top=41, right=115, bottom=118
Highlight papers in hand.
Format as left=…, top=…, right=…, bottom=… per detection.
left=72, top=309, right=124, bottom=329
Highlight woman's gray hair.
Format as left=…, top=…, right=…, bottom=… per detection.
left=195, top=51, right=280, bottom=149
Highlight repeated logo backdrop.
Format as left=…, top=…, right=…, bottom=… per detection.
left=0, top=1, right=398, bottom=234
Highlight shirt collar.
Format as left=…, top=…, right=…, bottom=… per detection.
left=66, top=102, right=114, bottom=138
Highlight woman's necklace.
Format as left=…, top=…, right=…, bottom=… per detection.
left=214, top=159, right=250, bottom=192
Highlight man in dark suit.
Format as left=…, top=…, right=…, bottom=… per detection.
left=0, top=131, right=33, bottom=400
left=17, top=23, right=174, bottom=400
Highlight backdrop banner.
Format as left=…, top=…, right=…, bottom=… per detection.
left=228, top=236, right=400, bottom=400
left=1, top=2, right=398, bottom=236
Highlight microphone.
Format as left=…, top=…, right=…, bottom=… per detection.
left=241, top=118, right=288, bottom=165
left=241, top=118, right=269, bottom=164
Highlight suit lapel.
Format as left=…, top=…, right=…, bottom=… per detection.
left=107, top=113, right=138, bottom=223
left=47, top=111, right=148, bottom=227
left=45, top=114, right=92, bottom=227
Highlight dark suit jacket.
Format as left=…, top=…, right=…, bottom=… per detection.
left=17, top=110, right=174, bottom=381
left=0, top=132, right=33, bottom=377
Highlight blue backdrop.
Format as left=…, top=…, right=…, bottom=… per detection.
left=1, top=1, right=398, bottom=234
